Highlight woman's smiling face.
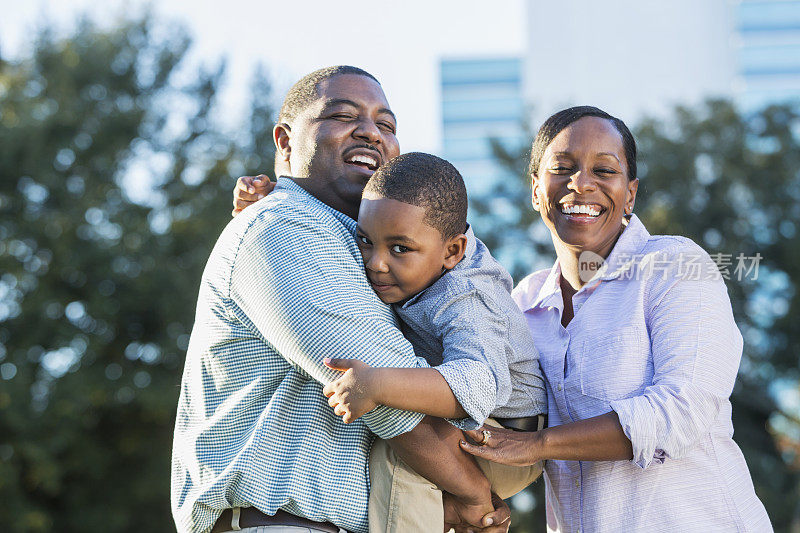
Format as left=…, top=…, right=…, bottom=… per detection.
left=532, top=116, right=639, bottom=259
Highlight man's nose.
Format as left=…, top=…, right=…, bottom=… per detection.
left=353, top=118, right=382, bottom=144
left=567, top=169, right=597, bottom=193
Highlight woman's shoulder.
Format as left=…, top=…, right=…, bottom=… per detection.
left=639, top=232, right=715, bottom=266
left=511, top=267, right=554, bottom=309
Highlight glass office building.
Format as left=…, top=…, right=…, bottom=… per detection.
left=440, top=58, right=526, bottom=197
left=735, top=0, right=800, bottom=109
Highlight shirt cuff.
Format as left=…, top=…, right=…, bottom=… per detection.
left=360, top=356, right=430, bottom=439
left=361, top=405, right=425, bottom=439
left=609, top=395, right=665, bottom=469
left=435, top=359, right=497, bottom=427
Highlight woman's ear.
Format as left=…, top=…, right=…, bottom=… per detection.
left=274, top=123, right=292, bottom=164
left=443, top=234, right=468, bottom=270
left=626, top=178, right=639, bottom=214
left=531, top=174, right=541, bottom=212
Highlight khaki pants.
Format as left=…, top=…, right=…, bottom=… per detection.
left=368, top=419, right=543, bottom=533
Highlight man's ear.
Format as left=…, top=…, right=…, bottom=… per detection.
left=531, top=174, right=541, bottom=212
left=274, top=123, right=292, bottom=164
left=443, top=234, right=468, bottom=270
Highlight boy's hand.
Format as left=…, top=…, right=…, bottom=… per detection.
left=322, top=358, right=379, bottom=423
left=232, top=174, right=274, bottom=217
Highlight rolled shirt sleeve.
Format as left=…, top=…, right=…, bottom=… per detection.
left=430, top=287, right=514, bottom=427
left=609, top=246, right=743, bottom=469
left=229, top=211, right=425, bottom=439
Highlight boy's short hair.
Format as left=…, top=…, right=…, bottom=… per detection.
left=364, top=152, right=468, bottom=239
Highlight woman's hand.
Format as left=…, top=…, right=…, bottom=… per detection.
left=459, top=426, right=540, bottom=467
left=232, top=174, right=275, bottom=216
left=322, top=358, right=379, bottom=424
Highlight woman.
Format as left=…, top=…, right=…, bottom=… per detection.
left=459, top=106, right=772, bottom=532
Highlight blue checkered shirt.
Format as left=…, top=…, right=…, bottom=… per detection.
left=396, top=226, right=547, bottom=429
left=171, top=178, right=425, bottom=533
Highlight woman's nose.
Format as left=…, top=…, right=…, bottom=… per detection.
left=567, top=169, right=597, bottom=193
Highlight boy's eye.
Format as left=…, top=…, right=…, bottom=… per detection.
left=357, top=235, right=371, bottom=245
left=551, top=166, right=572, bottom=173
left=391, top=245, right=409, bottom=253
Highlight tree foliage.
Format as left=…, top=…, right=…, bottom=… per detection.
left=473, top=100, right=800, bottom=531
left=0, top=17, right=274, bottom=531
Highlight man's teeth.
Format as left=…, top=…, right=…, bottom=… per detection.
left=561, top=204, right=601, bottom=216
left=348, top=155, right=378, bottom=168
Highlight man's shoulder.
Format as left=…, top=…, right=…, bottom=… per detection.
left=234, top=184, right=354, bottom=247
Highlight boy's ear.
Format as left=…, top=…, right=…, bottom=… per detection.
left=443, top=233, right=468, bottom=270
left=274, top=123, right=292, bottom=164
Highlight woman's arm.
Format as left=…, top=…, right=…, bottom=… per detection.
left=323, top=358, right=468, bottom=422
left=462, top=244, right=741, bottom=469
left=460, top=412, right=632, bottom=466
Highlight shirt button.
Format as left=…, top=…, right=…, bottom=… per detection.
left=574, top=479, right=580, bottom=488
left=557, top=384, right=563, bottom=391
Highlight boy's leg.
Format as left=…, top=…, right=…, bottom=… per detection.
left=474, top=418, right=544, bottom=499
left=368, top=438, right=444, bottom=533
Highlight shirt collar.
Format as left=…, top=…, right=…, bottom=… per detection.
left=591, top=214, right=651, bottom=282
left=524, top=214, right=651, bottom=311
left=524, top=261, right=563, bottom=312
left=460, top=224, right=477, bottom=265
left=276, top=176, right=358, bottom=233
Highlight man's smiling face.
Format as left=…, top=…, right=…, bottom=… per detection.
left=280, top=73, right=400, bottom=218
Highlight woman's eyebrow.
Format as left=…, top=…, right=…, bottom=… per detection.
left=597, top=152, right=622, bottom=163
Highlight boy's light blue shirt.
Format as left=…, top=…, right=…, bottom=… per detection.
left=396, top=226, right=548, bottom=429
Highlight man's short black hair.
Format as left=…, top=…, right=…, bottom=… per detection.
left=364, top=152, right=468, bottom=239
left=278, top=65, right=380, bottom=124
left=529, top=106, right=637, bottom=181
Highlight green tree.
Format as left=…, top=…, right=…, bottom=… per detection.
left=473, top=100, right=800, bottom=531
left=0, top=17, right=275, bottom=531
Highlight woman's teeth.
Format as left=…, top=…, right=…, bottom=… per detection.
left=561, top=204, right=601, bottom=216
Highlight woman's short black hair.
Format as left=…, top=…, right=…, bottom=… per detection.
left=529, top=106, right=637, bottom=181
left=364, top=152, right=468, bottom=239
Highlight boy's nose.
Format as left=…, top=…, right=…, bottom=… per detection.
left=365, top=253, right=389, bottom=273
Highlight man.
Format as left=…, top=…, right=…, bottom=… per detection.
left=171, top=66, right=509, bottom=533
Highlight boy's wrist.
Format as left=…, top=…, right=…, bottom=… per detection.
left=370, top=367, right=389, bottom=406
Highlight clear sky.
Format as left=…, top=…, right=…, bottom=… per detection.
left=1, top=0, right=527, bottom=154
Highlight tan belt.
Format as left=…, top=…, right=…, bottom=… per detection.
left=211, top=507, right=344, bottom=533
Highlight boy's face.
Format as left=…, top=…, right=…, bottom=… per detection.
left=356, top=194, right=464, bottom=304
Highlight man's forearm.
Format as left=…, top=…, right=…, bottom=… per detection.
left=387, top=415, right=491, bottom=505
left=373, top=368, right=469, bottom=419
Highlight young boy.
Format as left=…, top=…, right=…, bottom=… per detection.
left=232, top=152, right=547, bottom=531
left=321, top=152, right=547, bottom=532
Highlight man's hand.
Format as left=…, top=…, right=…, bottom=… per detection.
left=322, top=358, right=380, bottom=423
left=443, top=492, right=511, bottom=533
left=232, top=174, right=275, bottom=217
